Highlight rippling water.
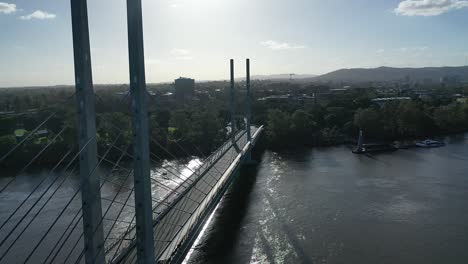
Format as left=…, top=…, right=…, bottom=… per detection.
left=0, top=157, right=203, bottom=263
left=187, top=134, right=468, bottom=264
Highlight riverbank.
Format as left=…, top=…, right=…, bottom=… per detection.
left=188, top=133, right=468, bottom=264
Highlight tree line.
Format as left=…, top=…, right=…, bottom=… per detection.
left=262, top=87, right=468, bottom=149
left=1, top=82, right=468, bottom=170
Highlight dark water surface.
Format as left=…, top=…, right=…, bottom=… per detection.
left=0, top=158, right=203, bottom=263
left=187, top=135, right=468, bottom=264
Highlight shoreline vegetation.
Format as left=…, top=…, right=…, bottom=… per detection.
left=1, top=81, right=468, bottom=171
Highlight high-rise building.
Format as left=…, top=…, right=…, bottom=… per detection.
left=174, top=77, right=195, bottom=101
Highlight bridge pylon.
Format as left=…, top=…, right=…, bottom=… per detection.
left=70, top=0, right=105, bottom=263
left=127, top=0, right=156, bottom=262
left=230, top=59, right=240, bottom=153
left=246, top=58, right=252, bottom=143
left=244, top=58, right=253, bottom=162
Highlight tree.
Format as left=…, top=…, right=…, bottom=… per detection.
left=380, top=102, right=400, bottom=138
left=97, top=112, right=131, bottom=148
left=397, top=102, right=431, bottom=137
left=0, top=135, right=16, bottom=157
left=0, top=117, right=16, bottom=136
left=434, top=103, right=467, bottom=132
left=320, top=126, right=342, bottom=145
left=188, top=110, right=225, bottom=154
left=266, top=109, right=291, bottom=148
left=353, top=107, right=381, bottom=137
left=168, top=110, right=191, bottom=140
left=290, top=110, right=317, bottom=145
left=325, top=107, right=350, bottom=128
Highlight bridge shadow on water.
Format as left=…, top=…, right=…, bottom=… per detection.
left=187, top=147, right=316, bottom=264
left=186, top=162, right=261, bottom=264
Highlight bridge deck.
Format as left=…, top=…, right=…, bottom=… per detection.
left=111, top=127, right=263, bottom=263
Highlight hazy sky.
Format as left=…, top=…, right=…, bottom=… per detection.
left=1, top=0, right=468, bottom=87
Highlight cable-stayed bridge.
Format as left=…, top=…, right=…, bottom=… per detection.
left=112, top=127, right=262, bottom=263
left=0, top=0, right=263, bottom=263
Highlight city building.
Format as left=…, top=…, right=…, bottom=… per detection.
left=371, top=97, right=411, bottom=107
left=175, top=77, right=195, bottom=101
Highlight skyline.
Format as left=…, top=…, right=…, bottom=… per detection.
left=1, top=0, right=468, bottom=87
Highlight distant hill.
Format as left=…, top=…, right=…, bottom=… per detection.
left=240, top=74, right=317, bottom=81
left=317, top=66, right=468, bottom=83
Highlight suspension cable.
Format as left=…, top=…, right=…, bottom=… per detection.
left=0, top=126, right=68, bottom=193
left=46, top=143, right=133, bottom=263
left=0, top=146, right=73, bottom=240
left=0, top=93, right=75, bottom=163
left=21, top=131, right=123, bottom=263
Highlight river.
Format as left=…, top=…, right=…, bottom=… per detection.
left=0, top=158, right=203, bottom=263
left=187, top=134, right=468, bottom=264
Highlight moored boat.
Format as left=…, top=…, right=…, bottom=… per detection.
left=416, top=139, right=445, bottom=148
left=352, top=130, right=397, bottom=154
left=353, top=143, right=398, bottom=154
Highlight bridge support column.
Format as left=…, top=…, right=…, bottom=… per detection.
left=244, top=59, right=253, bottom=162
left=127, top=0, right=155, bottom=263
left=245, top=59, right=252, bottom=143
left=230, top=59, right=240, bottom=152
left=70, top=1, right=105, bottom=263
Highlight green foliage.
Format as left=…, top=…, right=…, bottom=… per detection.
left=266, top=109, right=292, bottom=148
left=354, top=108, right=381, bottom=135
left=0, top=117, right=16, bottom=135
left=187, top=110, right=225, bottom=154
left=0, top=135, right=16, bottom=155
left=168, top=111, right=191, bottom=140
left=325, top=107, right=349, bottom=128
left=319, top=126, right=343, bottom=145
left=265, top=93, right=468, bottom=149
left=290, top=110, right=318, bottom=144
left=97, top=112, right=132, bottom=146
left=3, top=82, right=468, bottom=169
left=266, top=109, right=321, bottom=148
left=434, top=103, right=468, bottom=131
left=396, top=102, right=430, bottom=137
left=14, top=129, right=28, bottom=137
left=380, top=102, right=400, bottom=138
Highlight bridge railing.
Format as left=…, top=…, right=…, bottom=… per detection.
left=0, top=0, right=258, bottom=261
left=109, top=129, right=247, bottom=262
left=165, top=126, right=263, bottom=263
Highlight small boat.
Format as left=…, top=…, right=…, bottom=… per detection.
left=416, top=139, right=445, bottom=148
left=393, top=141, right=415, bottom=149
left=352, top=130, right=397, bottom=154
left=353, top=143, right=398, bottom=154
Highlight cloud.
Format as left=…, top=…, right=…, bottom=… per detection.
left=395, top=0, right=468, bottom=16
left=20, top=10, right=56, bottom=20
left=376, top=49, right=385, bottom=54
left=0, top=2, right=16, bottom=14
left=169, top=0, right=182, bottom=8
left=260, top=40, right=306, bottom=50
left=146, top=58, right=163, bottom=65
left=170, top=48, right=193, bottom=60
left=170, top=48, right=190, bottom=56
left=399, top=46, right=429, bottom=52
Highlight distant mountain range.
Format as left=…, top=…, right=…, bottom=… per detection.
left=236, top=66, right=468, bottom=83
left=245, top=74, right=317, bottom=81
left=316, top=66, right=468, bottom=83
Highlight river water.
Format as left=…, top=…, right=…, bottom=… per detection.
left=187, top=134, right=468, bottom=264
left=0, top=158, right=203, bottom=263
left=2, top=135, right=468, bottom=263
